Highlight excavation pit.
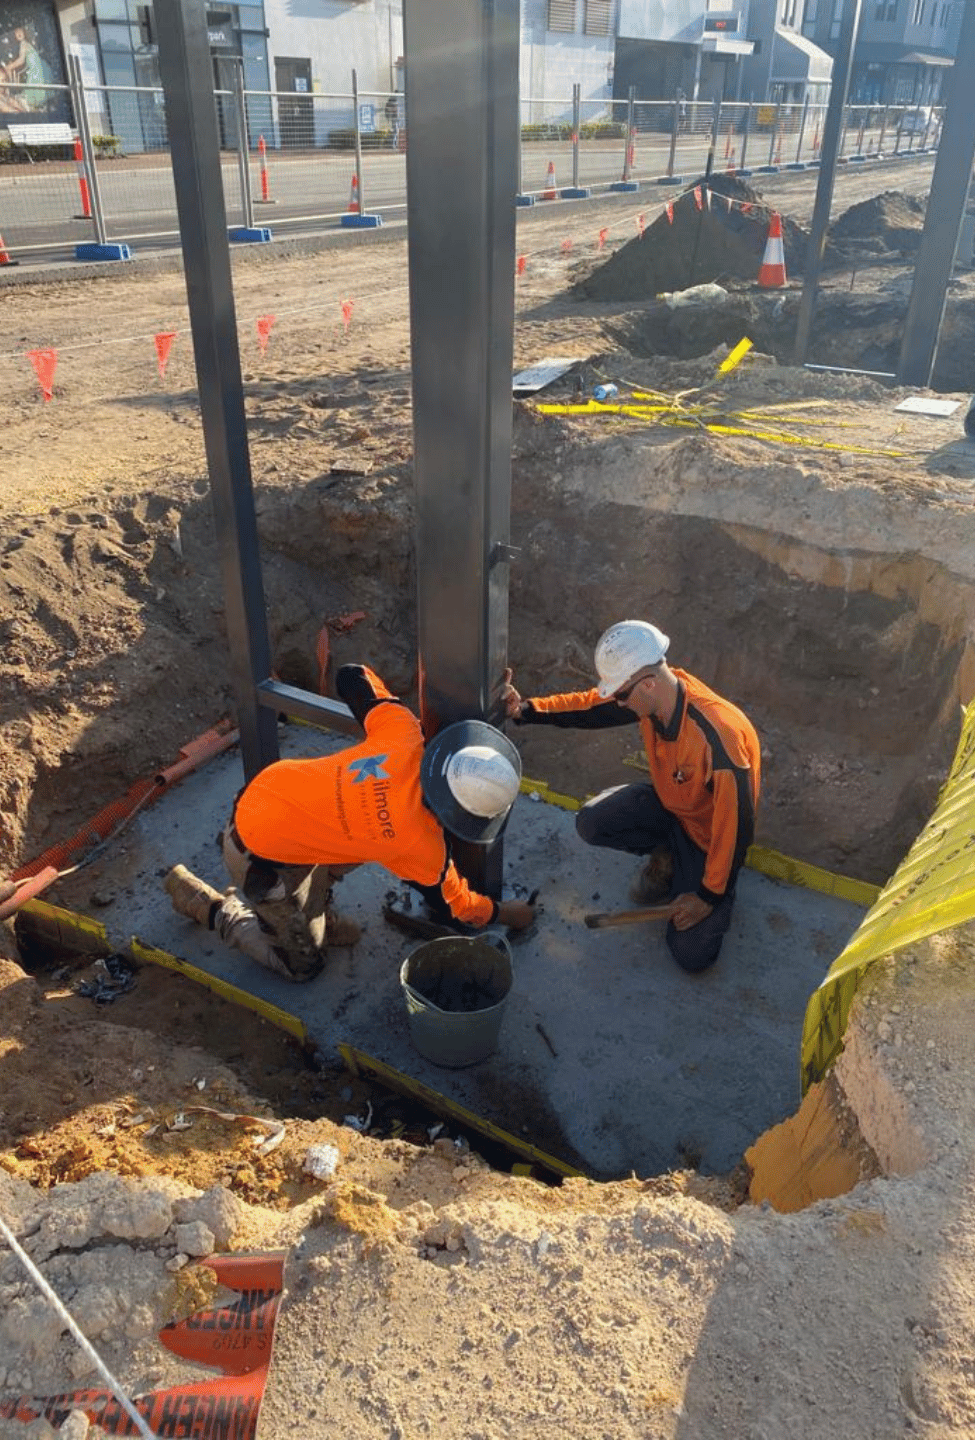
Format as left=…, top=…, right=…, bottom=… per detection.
left=14, top=445, right=975, bottom=1186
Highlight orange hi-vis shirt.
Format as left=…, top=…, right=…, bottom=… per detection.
left=523, top=668, right=760, bottom=901
left=233, top=669, right=495, bottom=926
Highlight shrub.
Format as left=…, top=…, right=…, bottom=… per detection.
left=328, top=127, right=393, bottom=151
left=92, top=134, right=123, bottom=158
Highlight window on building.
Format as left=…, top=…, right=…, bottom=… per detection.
left=911, top=0, right=924, bottom=21
left=830, top=0, right=842, bottom=37
left=584, top=0, right=610, bottom=34
left=547, top=0, right=576, bottom=32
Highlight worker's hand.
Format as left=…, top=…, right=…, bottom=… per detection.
left=500, top=666, right=524, bottom=720
left=670, top=892, right=713, bottom=931
left=498, top=899, right=536, bottom=930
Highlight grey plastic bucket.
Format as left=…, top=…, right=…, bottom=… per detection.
left=399, top=934, right=513, bottom=1068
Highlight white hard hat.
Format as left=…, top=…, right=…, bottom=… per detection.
left=594, top=620, right=670, bottom=697
left=421, top=720, right=522, bottom=843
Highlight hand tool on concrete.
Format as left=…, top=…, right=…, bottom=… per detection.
left=583, top=902, right=676, bottom=930
left=506, top=887, right=540, bottom=946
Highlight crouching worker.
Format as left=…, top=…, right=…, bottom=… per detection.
left=502, top=621, right=760, bottom=974
left=165, top=664, right=536, bottom=983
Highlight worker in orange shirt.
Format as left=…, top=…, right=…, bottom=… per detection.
left=502, top=620, right=760, bottom=973
left=166, top=664, right=536, bottom=982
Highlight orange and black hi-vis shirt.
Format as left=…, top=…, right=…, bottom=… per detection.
left=233, top=665, right=497, bottom=926
left=516, top=669, right=760, bottom=904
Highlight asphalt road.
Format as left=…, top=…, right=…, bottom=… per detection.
left=0, top=131, right=938, bottom=272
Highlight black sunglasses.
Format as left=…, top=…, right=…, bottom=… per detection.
left=614, top=678, right=642, bottom=704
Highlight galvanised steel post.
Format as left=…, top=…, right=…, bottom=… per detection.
left=793, top=0, right=863, bottom=365
left=69, top=55, right=107, bottom=245
left=621, top=85, right=635, bottom=182
left=897, top=0, right=975, bottom=387
left=795, top=95, right=809, bottom=164
left=352, top=69, right=367, bottom=216
left=667, top=98, right=679, bottom=175
left=232, top=58, right=255, bottom=231
left=572, top=82, right=581, bottom=189
left=403, top=0, right=519, bottom=897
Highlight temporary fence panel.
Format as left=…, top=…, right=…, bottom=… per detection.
left=0, top=80, right=946, bottom=260
left=0, top=84, right=87, bottom=254
left=240, top=88, right=406, bottom=225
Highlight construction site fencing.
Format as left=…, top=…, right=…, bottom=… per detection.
left=0, top=76, right=944, bottom=259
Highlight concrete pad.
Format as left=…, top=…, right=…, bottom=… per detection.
left=73, top=725, right=867, bottom=1181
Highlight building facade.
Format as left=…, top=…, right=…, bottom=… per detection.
left=0, top=0, right=961, bottom=150
left=802, top=0, right=962, bottom=106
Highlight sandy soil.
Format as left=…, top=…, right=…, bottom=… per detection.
left=2, top=173, right=975, bottom=1438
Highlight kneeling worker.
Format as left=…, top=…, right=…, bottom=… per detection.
left=166, top=664, right=536, bottom=982
left=502, top=621, right=760, bottom=973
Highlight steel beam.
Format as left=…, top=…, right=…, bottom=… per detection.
left=403, top=0, right=520, bottom=895
left=897, top=0, right=975, bottom=387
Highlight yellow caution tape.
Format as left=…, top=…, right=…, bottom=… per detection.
left=520, top=774, right=581, bottom=811
left=337, top=1043, right=584, bottom=1178
left=801, top=694, right=975, bottom=1093
left=132, top=937, right=311, bottom=1044
left=535, top=401, right=905, bottom=456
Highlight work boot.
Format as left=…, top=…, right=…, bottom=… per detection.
left=324, top=908, right=362, bottom=948
left=629, top=846, right=675, bottom=906
left=165, top=864, right=223, bottom=929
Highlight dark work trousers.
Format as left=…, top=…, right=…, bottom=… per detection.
left=575, top=783, right=736, bottom=974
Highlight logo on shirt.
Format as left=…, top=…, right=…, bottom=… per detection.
left=672, top=768, right=687, bottom=784
left=348, top=754, right=390, bottom=783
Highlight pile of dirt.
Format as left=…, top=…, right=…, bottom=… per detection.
left=578, top=173, right=814, bottom=302
left=829, top=189, right=927, bottom=255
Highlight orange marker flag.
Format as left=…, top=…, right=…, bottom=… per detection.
left=693, top=185, right=703, bottom=210
left=560, top=237, right=573, bottom=254
left=154, top=331, right=177, bottom=378
left=27, top=348, right=57, bottom=402
left=340, top=298, right=354, bottom=331
left=516, top=255, right=527, bottom=276
left=597, top=227, right=609, bottom=250
left=256, top=314, right=276, bottom=354
left=636, top=213, right=646, bottom=237
left=665, top=203, right=674, bottom=225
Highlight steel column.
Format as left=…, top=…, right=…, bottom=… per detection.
left=154, top=0, right=280, bottom=778
left=897, top=0, right=975, bottom=387
left=793, top=0, right=863, bottom=366
left=403, top=0, right=519, bottom=896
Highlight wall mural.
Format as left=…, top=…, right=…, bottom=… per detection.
left=0, top=0, right=70, bottom=122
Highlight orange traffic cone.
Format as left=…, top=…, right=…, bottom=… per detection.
left=347, top=172, right=361, bottom=214
left=0, top=233, right=17, bottom=266
left=540, top=159, right=557, bottom=200
left=757, top=211, right=787, bottom=288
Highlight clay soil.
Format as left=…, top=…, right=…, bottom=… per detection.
left=2, top=168, right=975, bottom=1438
